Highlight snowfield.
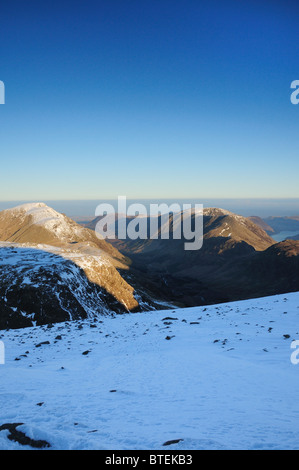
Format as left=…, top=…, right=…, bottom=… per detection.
left=0, top=292, right=299, bottom=450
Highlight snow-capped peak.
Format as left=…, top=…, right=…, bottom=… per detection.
left=9, top=203, right=64, bottom=223
left=4, top=202, right=83, bottom=239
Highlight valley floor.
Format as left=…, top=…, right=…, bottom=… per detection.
left=0, top=292, right=299, bottom=450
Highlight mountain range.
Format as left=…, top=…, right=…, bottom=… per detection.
left=82, top=208, right=299, bottom=307
left=0, top=203, right=298, bottom=329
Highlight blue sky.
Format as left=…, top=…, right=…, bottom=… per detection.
left=0, top=0, right=298, bottom=201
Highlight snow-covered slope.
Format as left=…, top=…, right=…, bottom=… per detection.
left=0, top=242, right=129, bottom=329
left=0, top=292, right=298, bottom=450
left=0, top=242, right=140, bottom=329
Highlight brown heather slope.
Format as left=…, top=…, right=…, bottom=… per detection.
left=248, top=216, right=276, bottom=234
left=201, top=208, right=275, bottom=251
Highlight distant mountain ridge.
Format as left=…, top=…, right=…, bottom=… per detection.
left=81, top=208, right=299, bottom=307
left=83, top=207, right=275, bottom=252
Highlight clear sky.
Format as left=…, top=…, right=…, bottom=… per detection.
left=0, top=0, right=299, bottom=201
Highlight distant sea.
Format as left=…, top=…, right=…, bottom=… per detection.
left=0, top=198, right=299, bottom=219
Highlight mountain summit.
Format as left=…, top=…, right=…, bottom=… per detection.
left=0, top=202, right=122, bottom=251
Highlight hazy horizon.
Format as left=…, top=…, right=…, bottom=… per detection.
left=0, top=198, right=298, bottom=218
